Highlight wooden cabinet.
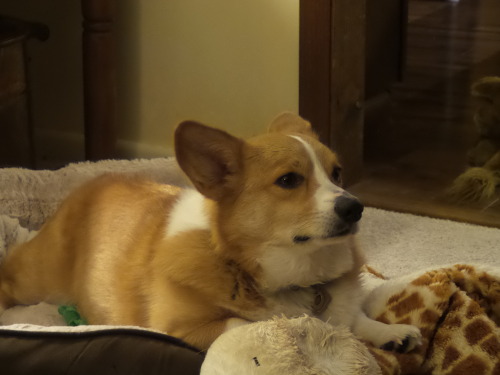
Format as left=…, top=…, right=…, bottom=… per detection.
left=299, top=0, right=500, bottom=227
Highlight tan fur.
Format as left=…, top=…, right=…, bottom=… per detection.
left=0, top=113, right=421, bottom=351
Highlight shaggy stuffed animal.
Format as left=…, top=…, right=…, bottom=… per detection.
left=449, top=76, right=500, bottom=202
left=201, top=265, right=500, bottom=375
left=200, top=315, right=381, bottom=375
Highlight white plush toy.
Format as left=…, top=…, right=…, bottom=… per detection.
left=201, top=315, right=381, bottom=375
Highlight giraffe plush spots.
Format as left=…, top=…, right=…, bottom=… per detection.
left=363, top=264, right=500, bottom=375
left=202, top=264, right=500, bottom=375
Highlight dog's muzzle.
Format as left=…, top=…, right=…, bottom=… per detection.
left=293, top=195, right=364, bottom=244
left=334, top=195, right=364, bottom=224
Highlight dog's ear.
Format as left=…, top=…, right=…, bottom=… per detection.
left=175, top=121, right=244, bottom=201
left=268, top=112, right=318, bottom=138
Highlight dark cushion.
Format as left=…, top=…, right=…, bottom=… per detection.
left=0, top=328, right=204, bottom=375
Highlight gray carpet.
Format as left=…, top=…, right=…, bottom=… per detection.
left=359, top=207, right=500, bottom=278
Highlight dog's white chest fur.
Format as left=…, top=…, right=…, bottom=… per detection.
left=258, top=243, right=355, bottom=291
left=165, top=189, right=209, bottom=237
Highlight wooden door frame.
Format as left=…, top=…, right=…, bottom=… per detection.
left=82, top=0, right=117, bottom=161
left=299, top=0, right=366, bottom=186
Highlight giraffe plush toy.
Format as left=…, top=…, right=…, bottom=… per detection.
left=202, top=264, right=500, bottom=375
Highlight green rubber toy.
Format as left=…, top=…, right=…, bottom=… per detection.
left=58, top=305, right=88, bottom=326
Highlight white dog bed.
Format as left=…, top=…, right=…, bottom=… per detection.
left=0, top=158, right=205, bottom=375
left=1, top=158, right=499, bottom=375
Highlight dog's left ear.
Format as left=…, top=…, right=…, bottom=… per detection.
left=175, top=121, right=244, bottom=201
left=268, top=112, right=318, bottom=138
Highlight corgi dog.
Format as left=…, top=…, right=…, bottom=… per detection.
left=0, top=113, right=421, bottom=351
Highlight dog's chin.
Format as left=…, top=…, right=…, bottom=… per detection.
left=293, top=223, right=359, bottom=245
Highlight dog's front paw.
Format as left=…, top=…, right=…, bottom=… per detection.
left=378, top=324, right=422, bottom=353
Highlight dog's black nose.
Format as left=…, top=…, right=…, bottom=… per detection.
left=334, top=196, right=364, bottom=223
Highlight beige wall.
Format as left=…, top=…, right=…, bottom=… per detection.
left=1, top=0, right=299, bottom=163
left=116, top=0, right=299, bottom=157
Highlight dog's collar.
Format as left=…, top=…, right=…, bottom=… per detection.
left=227, top=258, right=332, bottom=315
left=290, top=283, right=332, bottom=316
left=226, top=260, right=265, bottom=305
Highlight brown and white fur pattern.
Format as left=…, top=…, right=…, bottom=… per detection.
left=0, top=113, right=421, bottom=351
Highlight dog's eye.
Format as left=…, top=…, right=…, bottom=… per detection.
left=275, top=172, right=304, bottom=189
left=332, top=167, right=342, bottom=185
